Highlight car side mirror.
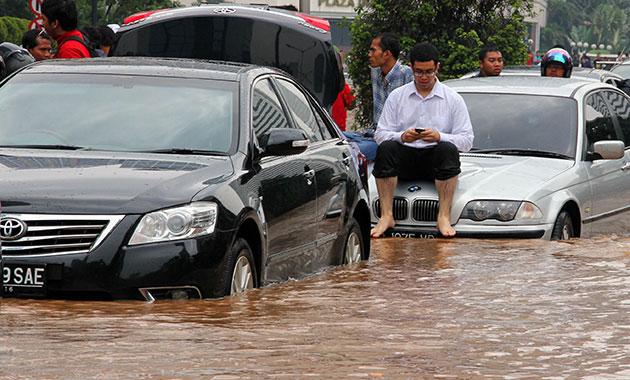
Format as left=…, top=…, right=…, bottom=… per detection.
left=260, top=128, right=309, bottom=157
left=589, top=140, right=625, bottom=160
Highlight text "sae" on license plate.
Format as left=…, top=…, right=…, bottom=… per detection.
left=3, top=264, right=46, bottom=288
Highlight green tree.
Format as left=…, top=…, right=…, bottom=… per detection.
left=0, top=0, right=31, bottom=19
left=75, top=0, right=181, bottom=26
left=348, top=0, right=530, bottom=129
left=0, top=16, right=29, bottom=44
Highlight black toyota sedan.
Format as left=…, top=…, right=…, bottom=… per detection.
left=0, top=58, right=370, bottom=301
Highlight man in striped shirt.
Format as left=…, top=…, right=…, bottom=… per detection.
left=369, top=33, right=413, bottom=129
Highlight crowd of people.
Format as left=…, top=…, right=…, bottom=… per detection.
left=0, top=0, right=115, bottom=80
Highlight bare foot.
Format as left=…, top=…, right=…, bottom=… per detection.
left=437, top=216, right=456, bottom=237
left=370, top=216, right=395, bottom=238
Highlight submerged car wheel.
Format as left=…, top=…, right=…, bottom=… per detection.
left=343, top=217, right=365, bottom=264
left=224, top=238, right=257, bottom=296
left=551, top=211, right=574, bottom=240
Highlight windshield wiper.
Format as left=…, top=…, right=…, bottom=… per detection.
left=0, top=144, right=88, bottom=150
left=470, top=148, right=573, bottom=160
left=137, top=148, right=227, bottom=156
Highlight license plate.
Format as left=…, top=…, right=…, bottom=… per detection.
left=386, top=231, right=438, bottom=239
left=3, top=263, right=47, bottom=296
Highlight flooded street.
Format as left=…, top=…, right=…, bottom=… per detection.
left=2, top=236, right=629, bottom=379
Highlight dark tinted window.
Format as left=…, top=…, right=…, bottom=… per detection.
left=275, top=78, right=323, bottom=142
left=601, top=90, right=630, bottom=147
left=114, top=16, right=337, bottom=107
left=0, top=74, right=236, bottom=153
left=252, top=78, right=291, bottom=141
left=585, top=92, right=619, bottom=150
left=461, top=93, right=578, bottom=158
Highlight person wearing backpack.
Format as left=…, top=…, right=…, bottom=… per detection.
left=41, top=0, right=91, bottom=59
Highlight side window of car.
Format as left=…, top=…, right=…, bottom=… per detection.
left=274, top=79, right=323, bottom=142
left=601, top=90, right=630, bottom=148
left=584, top=93, right=618, bottom=150
left=252, top=78, right=292, bottom=142
left=311, top=103, right=336, bottom=140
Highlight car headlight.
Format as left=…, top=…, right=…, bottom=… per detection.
left=129, top=202, right=218, bottom=245
left=461, top=200, right=542, bottom=222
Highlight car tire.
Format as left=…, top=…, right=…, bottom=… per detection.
left=222, top=237, right=257, bottom=296
left=343, top=217, right=366, bottom=264
left=551, top=210, right=574, bottom=240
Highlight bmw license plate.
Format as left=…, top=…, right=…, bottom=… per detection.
left=2, top=263, right=46, bottom=296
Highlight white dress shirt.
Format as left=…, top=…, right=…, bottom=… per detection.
left=374, top=79, right=474, bottom=152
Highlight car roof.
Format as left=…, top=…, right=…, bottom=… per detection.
left=17, top=57, right=278, bottom=80
left=460, top=65, right=623, bottom=82
left=117, top=4, right=330, bottom=39
left=446, top=76, right=604, bottom=97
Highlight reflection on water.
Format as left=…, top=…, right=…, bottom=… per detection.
left=1, top=236, right=629, bottom=379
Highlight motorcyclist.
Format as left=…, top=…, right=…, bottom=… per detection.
left=540, top=48, right=572, bottom=78
left=0, top=42, right=35, bottom=80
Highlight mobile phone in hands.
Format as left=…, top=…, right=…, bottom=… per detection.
left=414, top=128, right=425, bottom=133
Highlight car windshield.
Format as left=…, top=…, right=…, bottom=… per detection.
left=0, top=73, right=237, bottom=153
left=462, top=93, right=578, bottom=158
left=611, top=64, right=630, bottom=78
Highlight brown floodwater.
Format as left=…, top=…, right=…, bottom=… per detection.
left=1, top=236, right=629, bottom=379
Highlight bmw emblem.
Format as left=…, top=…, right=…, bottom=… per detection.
left=407, top=185, right=421, bottom=192
left=0, top=217, right=28, bottom=240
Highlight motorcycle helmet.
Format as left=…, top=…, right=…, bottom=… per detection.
left=540, top=48, right=572, bottom=78
left=0, top=42, right=35, bottom=80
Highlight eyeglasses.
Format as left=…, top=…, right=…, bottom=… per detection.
left=413, top=69, right=437, bottom=78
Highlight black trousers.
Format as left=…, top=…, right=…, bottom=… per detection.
left=372, top=140, right=461, bottom=181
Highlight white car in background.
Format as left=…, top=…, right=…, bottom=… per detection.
left=368, top=76, right=630, bottom=240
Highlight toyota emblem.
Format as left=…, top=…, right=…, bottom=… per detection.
left=0, top=217, right=27, bottom=240
left=213, top=7, right=236, bottom=14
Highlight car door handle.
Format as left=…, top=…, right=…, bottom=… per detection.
left=622, top=162, right=630, bottom=171
left=342, top=154, right=352, bottom=169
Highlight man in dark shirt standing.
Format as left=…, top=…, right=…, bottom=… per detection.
left=41, top=0, right=90, bottom=59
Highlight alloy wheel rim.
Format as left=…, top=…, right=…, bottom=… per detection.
left=231, top=254, right=253, bottom=294
left=345, top=232, right=362, bottom=264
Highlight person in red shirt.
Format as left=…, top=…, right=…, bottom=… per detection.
left=41, top=0, right=90, bottom=59
left=331, top=82, right=356, bottom=131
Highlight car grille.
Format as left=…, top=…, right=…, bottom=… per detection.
left=0, top=214, right=124, bottom=257
left=412, top=200, right=439, bottom=222
left=374, top=198, right=408, bottom=220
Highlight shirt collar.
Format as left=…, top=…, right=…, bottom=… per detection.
left=381, top=61, right=404, bottom=82
left=406, top=78, right=445, bottom=100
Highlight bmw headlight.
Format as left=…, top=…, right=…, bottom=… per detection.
left=129, top=202, right=218, bottom=245
left=461, top=200, right=542, bottom=222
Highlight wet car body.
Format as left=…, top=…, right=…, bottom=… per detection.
left=110, top=4, right=344, bottom=109
left=368, top=77, right=630, bottom=239
left=0, top=58, right=371, bottom=300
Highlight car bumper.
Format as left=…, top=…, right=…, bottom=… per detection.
left=2, top=229, right=233, bottom=301
left=373, top=223, right=550, bottom=239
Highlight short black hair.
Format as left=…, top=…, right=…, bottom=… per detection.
left=409, top=42, right=439, bottom=65
left=81, top=26, right=102, bottom=46
left=21, top=29, right=52, bottom=50
left=479, top=44, right=500, bottom=61
left=376, top=32, right=402, bottom=60
left=551, top=44, right=566, bottom=50
left=98, top=26, right=115, bottom=47
left=41, top=0, right=78, bottom=32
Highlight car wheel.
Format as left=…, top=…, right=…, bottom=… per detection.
left=343, top=217, right=365, bottom=264
left=223, top=238, right=257, bottom=296
left=551, top=210, right=574, bottom=240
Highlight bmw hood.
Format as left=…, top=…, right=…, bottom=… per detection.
left=370, top=154, right=575, bottom=200
left=0, top=150, right=233, bottom=214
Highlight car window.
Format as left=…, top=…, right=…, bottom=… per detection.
left=0, top=74, right=236, bottom=153
left=252, top=78, right=292, bottom=142
left=584, top=92, right=620, bottom=150
left=311, top=104, right=336, bottom=140
left=274, top=78, right=324, bottom=142
left=461, top=93, right=578, bottom=158
left=600, top=90, right=630, bottom=148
